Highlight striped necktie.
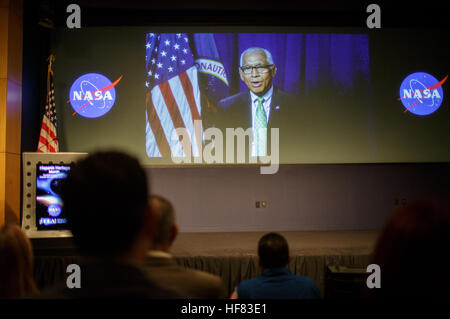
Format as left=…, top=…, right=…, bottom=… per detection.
left=254, top=96, right=267, bottom=156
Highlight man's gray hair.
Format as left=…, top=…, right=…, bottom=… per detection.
left=149, top=195, right=175, bottom=245
left=240, top=47, right=274, bottom=67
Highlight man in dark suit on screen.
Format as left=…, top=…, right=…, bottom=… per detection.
left=217, top=47, right=298, bottom=160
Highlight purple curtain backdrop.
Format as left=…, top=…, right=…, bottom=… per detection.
left=212, top=33, right=370, bottom=97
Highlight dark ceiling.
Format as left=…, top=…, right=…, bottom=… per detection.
left=27, top=0, right=450, bottom=28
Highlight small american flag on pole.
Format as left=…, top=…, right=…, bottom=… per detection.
left=37, top=54, right=59, bottom=152
left=145, top=33, right=202, bottom=158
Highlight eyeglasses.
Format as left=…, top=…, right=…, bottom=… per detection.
left=240, top=65, right=274, bottom=74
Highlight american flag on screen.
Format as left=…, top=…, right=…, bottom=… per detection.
left=37, top=55, right=59, bottom=153
left=145, top=33, right=202, bottom=158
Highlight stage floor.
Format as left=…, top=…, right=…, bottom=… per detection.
left=171, top=230, right=379, bottom=257
left=170, top=230, right=379, bottom=296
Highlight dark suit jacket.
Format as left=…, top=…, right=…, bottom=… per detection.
left=217, top=87, right=300, bottom=161
left=218, top=86, right=297, bottom=129
left=34, top=259, right=180, bottom=299
left=144, top=255, right=227, bottom=299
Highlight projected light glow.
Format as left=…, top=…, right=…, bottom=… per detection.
left=68, top=73, right=122, bottom=118
left=399, top=72, right=446, bottom=116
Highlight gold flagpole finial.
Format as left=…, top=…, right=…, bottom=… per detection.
left=47, top=54, right=55, bottom=98
left=48, top=54, right=55, bottom=74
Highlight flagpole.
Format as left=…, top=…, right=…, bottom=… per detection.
left=37, top=54, right=58, bottom=152
left=47, top=54, right=54, bottom=96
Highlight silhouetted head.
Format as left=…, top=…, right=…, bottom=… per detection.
left=60, top=151, right=150, bottom=257
left=371, top=199, right=450, bottom=298
left=148, top=195, right=178, bottom=251
left=258, top=232, right=290, bottom=269
left=0, top=224, right=36, bottom=298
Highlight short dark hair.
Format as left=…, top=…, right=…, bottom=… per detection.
left=60, top=151, right=149, bottom=256
left=149, top=195, right=175, bottom=246
left=258, top=232, right=289, bottom=269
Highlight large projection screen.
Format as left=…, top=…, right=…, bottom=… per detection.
left=51, top=27, right=449, bottom=166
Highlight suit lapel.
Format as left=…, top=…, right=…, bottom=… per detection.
left=245, top=92, right=252, bottom=129
left=235, top=92, right=251, bottom=129
left=236, top=88, right=283, bottom=129
left=268, top=87, right=281, bottom=128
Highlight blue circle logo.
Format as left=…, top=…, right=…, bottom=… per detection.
left=68, top=73, right=122, bottom=118
left=399, top=72, right=445, bottom=116
left=48, top=204, right=62, bottom=217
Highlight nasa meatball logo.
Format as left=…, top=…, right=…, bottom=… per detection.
left=398, top=72, right=447, bottom=116
left=68, top=73, right=122, bottom=118
left=48, top=204, right=62, bottom=217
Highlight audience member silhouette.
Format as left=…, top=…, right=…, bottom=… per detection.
left=370, top=199, right=450, bottom=298
left=0, top=224, right=37, bottom=298
left=144, top=195, right=226, bottom=298
left=231, top=232, right=321, bottom=299
left=37, top=150, right=179, bottom=298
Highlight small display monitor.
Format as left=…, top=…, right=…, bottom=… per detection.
left=22, top=152, right=88, bottom=238
left=35, top=163, right=71, bottom=230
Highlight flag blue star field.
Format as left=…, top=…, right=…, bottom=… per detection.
left=145, top=33, right=202, bottom=158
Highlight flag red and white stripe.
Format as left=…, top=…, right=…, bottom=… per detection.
left=146, top=66, right=202, bottom=158
left=145, top=33, right=202, bottom=158
left=37, top=55, right=59, bottom=153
